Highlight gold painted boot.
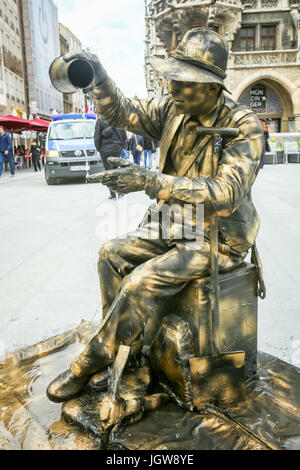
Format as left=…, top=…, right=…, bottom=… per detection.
left=47, top=369, right=90, bottom=403
left=88, top=368, right=110, bottom=391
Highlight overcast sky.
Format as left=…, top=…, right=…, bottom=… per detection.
left=55, top=0, right=147, bottom=98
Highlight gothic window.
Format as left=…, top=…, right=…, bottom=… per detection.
left=240, top=26, right=255, bottom=51
left=261, top=25, right=276, bottom=50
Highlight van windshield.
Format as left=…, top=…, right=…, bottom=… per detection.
left=48, top=120, right=96, bottom=140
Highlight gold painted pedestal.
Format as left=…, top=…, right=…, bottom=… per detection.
left=175, top=262, right=258, bottom=379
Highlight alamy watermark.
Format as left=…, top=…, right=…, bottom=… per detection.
left=96, top=200, right=205, bottom=250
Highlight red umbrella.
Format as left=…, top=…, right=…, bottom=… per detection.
left=29, top=118, right=50, bottom=132
left=30, top=118, right=50, bottom=126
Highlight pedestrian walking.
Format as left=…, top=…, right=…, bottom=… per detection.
left=120, top=133, right=130, bottom=160
left=0, top=125, right=15, bottom=178
left=41, top=145, right=46, bottom=166
left=151, top=140, right=159, bottom=170
left=260, top=119, right=270, bottom=169
left=94, top=118, right=127, bottom=200
left=129, top=134, right=143, bottom=165
left=143, top=136, right=154, bottom=169
left=120, top=148, right=129, bottom=159
left=30, top=141, right=42, bottom=172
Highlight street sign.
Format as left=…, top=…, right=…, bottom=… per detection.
left=250, top=86, right=266, bottom=110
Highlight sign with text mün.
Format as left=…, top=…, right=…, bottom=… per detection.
left=250, top=85, right=266, bottom=111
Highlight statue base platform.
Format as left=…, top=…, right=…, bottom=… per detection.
left=0, top=321, right=300, bottom=450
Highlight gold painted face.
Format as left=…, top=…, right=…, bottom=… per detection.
left=168, top=80, right=220, bottom=117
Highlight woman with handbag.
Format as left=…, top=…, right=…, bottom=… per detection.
left=129, top=134, right=144, bottom=165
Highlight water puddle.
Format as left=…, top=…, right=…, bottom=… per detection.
left=0, top=343, right=100, bottom=449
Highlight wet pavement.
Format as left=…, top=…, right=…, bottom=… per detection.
left=1, top=322, right=300, bottom=450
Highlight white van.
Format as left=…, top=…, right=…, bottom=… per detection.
left=45, top=113, right=103, bottom=185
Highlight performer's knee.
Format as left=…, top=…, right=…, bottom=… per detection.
left=121, top=270, right=141, bottom=296
left=97, top=240, right=115, bottom=275
left=98, top=239, right=116, bottom=262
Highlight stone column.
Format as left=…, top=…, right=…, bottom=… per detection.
left=294, top=114, right=300, bottom=132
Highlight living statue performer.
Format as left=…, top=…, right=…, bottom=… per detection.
left=47, top=28, right=264, bottom=403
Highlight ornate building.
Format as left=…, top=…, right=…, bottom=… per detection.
left=0, top=0, right=27, bottom=116
left=59, top=23, right=85, bottom=115
left=145, top=0, right=300, bottom=132
left=21, top=0, right=63, bottom=119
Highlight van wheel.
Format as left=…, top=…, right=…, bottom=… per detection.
left=45, top=174, right=57, bottom=185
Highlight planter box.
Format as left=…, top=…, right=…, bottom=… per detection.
left=287, top=153, right=300, bottom=163
left=276, top=151, right=284, bottom=164
left=264, top=153, right=276, bottom=164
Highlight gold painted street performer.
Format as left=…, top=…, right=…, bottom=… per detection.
left=47, top=28, right=264, bottom=403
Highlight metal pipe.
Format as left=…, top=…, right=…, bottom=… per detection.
left=191, top=127, right=240, bottom=137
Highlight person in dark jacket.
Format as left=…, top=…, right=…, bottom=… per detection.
left=129, top=134, right=144, bottom=165
left=0, top=125, right=14, bottom=177
left=143, top=136, right=154, bottom=169
left=259, top=119, right=270, bottom=169
left=94, top=118, right=127, bottom=199
left=30, top=141, right=42, bottom=172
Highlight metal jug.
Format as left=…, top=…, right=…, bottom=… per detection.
left=49, top=56, right=95, bottom=94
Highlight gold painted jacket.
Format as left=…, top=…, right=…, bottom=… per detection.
left=92, top=77, right=264, bottom=254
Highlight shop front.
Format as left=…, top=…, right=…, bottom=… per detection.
left=237, top=77, right=297, bottom=133
left=239, top=82, right=284, bottom=132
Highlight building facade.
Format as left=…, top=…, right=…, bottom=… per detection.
left=21, top=0, right=63, bottom=119
left=59, top=22, right=85, bottom=115
left=0, top=0, right=27, bottom=117
left=145, top=0, right=300, bottom=132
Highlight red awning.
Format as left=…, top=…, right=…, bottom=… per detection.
left=0, top=115, right=31, bottom=133
left=0, top=115, right=50, bottom=133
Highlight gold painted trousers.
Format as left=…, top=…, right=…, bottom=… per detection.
left=70, top=217, right=245, bottom=378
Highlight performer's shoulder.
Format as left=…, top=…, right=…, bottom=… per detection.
left=224, top=95, right=259, bottom=124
